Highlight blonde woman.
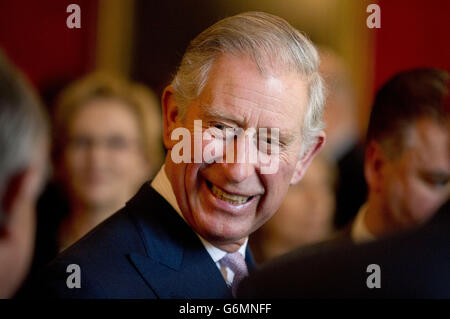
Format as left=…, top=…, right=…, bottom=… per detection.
left=52, top=73, right=163, bottom=250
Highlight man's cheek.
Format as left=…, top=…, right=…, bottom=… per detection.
left=418, top=189, right=446, bottom=218
left=263, top=176, right=289, bottom=211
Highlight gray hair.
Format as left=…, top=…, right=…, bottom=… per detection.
left=0, top=50, right=48, bottom=224
left=172, top=11, right=325, bottom=156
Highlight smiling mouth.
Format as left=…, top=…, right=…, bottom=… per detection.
left=206, top=180, right=254, bottom=205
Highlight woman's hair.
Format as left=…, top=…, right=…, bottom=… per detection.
left=53, top=72, right=163, bottom=176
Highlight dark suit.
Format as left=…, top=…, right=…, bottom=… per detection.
left=238, top=201, right=450, bottom=298
left=32, top=183, right=256, bottom=298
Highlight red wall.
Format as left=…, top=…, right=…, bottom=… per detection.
left=374, top=0, right=450, bottom=91
left=0, top=0, right=98, bottom=91
left=1, top=1, right=448, bottom=101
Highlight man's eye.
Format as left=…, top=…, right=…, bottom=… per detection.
left=210, top=123, right=240, bottom=140
left=213, top=123, right=226, bottom=130
left=421, top=173, right=450, bottom=188
left=259, top=136, right=278, bottom=146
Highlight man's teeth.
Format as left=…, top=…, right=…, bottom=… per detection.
left=211, top=185, right=250, bottom=204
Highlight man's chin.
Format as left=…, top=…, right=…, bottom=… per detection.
left=205, top=236, right=249, bottom=252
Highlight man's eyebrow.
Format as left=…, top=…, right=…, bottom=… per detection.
left=199, top=103, right=299, bottom=143
left=199, top=103, right=243, bottom=126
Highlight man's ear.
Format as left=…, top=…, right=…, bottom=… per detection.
left=290, top=131, right=326, bottom=185
left=161, top=85, right=182, bottom=150
left=364, top=141, right=387, bottom=193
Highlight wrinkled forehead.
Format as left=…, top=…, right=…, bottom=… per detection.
left=193, top=54, right=309, bottom=139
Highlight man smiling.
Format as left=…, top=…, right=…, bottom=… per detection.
left=162, top=53, right=321, bottom=253
left=34, top=11, right=325, bottom=298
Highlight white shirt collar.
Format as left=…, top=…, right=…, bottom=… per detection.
left=151, top=164, right=182, bottom=216
left=150, top=165, right=248, bottom=262
left=351, top=202, right=376, bottom=243
left=198, top=236, right=248, bottom=264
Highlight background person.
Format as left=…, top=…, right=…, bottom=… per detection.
left=352, top=68, right=449, bottom=242
left=51, top=73, right=164, bottom=251
left=0, top=50, right=49, bottom=298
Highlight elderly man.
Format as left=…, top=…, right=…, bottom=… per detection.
left=33, top=11, right=325, bottom=298
left=351, top=68, right=449, bottom=242
left=0, top=51, right=49, bottom=298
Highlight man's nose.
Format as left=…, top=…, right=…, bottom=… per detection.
left=220, top=162, right=255, bottom=184
left=220, top=133, right=256, bottom=183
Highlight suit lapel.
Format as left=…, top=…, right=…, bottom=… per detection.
left=129, top=250, right=231, bottom=298
left=126, top=184, right=231, bottom=298
left=245, top=246, right=257, bottom=272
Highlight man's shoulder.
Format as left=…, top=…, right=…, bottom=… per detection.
left=58, top=206, right=144, bottom=264
left=30, top=183, right=172, bottom=298
left=54, top=183, right=164, bottom=262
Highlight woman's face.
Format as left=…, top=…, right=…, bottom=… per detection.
left=63, top=98, right=150, bottom=209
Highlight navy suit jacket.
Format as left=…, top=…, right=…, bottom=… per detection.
left=238, top=201, right=450, bottom=298
left=32, top=183, right=256, bottom=298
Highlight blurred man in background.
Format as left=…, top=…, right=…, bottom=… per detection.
left=352, top=68, right=449, bottom=242
left=0, top=50, right=49, bottom=298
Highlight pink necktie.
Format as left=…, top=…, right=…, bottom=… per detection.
left=219, top=252, right=249, bottom=298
